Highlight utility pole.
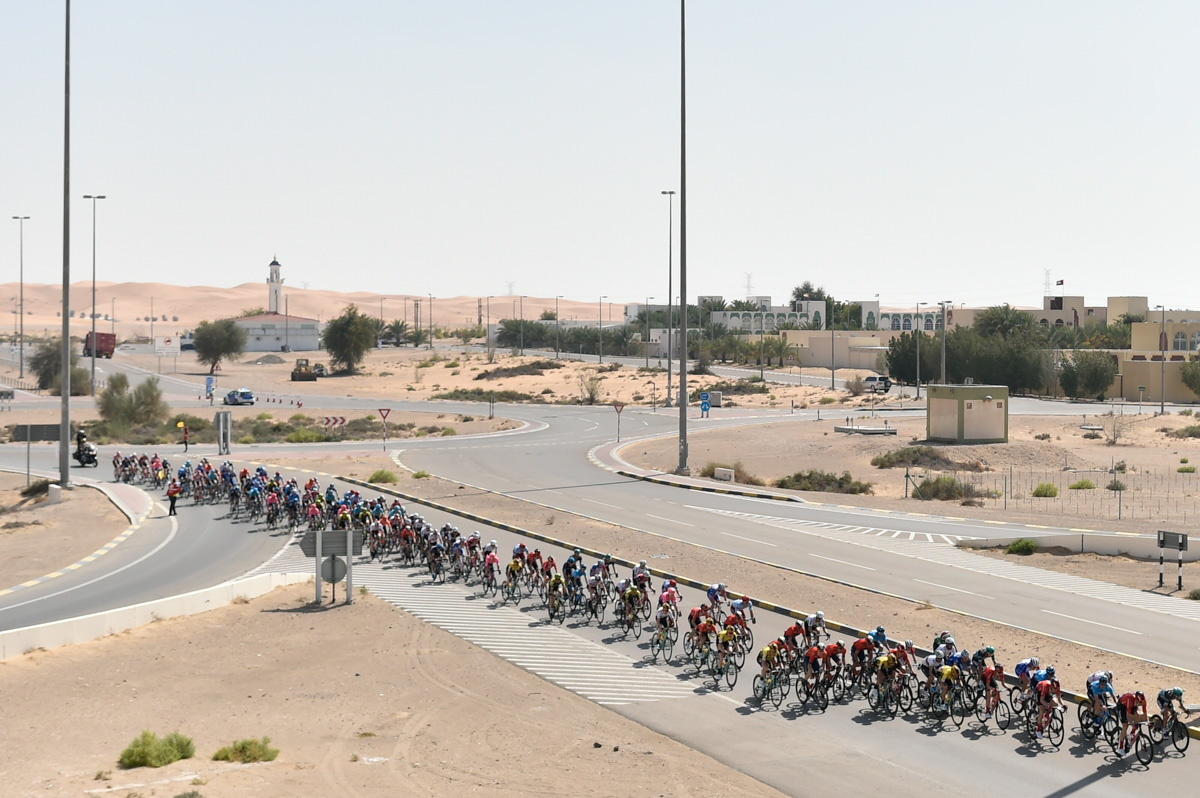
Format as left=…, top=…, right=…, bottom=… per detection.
left=662, top=190, right=676, bottom=406
left=915, top=301, right=926, bottom=399
left=940, top=300, right=951, bottom=384
left=676, top=0, right=689, bottom=475
left=12, top=216, right=29, bottom=379
left=59, top=0, right=72, bottom=489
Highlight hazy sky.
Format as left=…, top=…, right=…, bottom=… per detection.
left=4, top=1, right=1200, bottom=309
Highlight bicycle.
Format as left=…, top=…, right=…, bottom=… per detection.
left=1079, top=701, right=1120, bottom=747
left=502, top=574, right=522, bottom=605
left=974, top=680, right=1012, bottom=730
left=651, top=622, right=675, bottom=662
left=1029, top=701, right=1066, bottom=747
left=752, top=665, right=788, bottom=709
left=1126, top=720, right=1155, bottom=766
left=1148, top=709, right=1192, bottom=754
left=585, top=588, right=607, bottom=625
left=711, top=646, right=739, bottom=690
left=480, top=566, right=498, bottom=598
left=619, top=603, right=642, bottom=639
left=867, top=673, right=901, bottom=718
left=546, top=588, right=567, bottom=624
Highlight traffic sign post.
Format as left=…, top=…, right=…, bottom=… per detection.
left=379, top=408, right=390, bottom=445
left=301, top=529, right=363, bottom=604
left=1157, top=530, right=1188, bottom=592
left=613, top=402, right=625, bottom=442
left=700, top=400, right=711, bottom=418
left=1138, top=386, right=1146, bottom=412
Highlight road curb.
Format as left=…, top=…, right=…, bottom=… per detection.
left=614, top=469, right=801, bottom=502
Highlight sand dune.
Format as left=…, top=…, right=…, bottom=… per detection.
left=0, top=280, right=630, bottom=342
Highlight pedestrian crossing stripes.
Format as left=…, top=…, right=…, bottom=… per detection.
left=696, top=507, right=1200, bottom=623
left=249, top=539, right=696, bottom=705
left=690, top=508, right=979, bottom=544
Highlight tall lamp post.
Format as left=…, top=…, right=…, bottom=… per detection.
left=644, top=296, right=655, bottom=368
left=59, top=0, right=72, bottom=489
left=485, top=295, right=491, bottom=350
left=12, top=216, right=29, bottom=379
left=519, top=295, right=525, bottom=356
left=662, top=189, right=676, bottom=406
left=83, top=194, right=105, bottom=394
left=940, top=300, right=952, bottom=384
left=1157, top=304, right=1166, bottom=414
left=428, top=294, right=433, bottom=350
left=555, top=295, right=562, bottom=358
left=915, top=301, right=926, bottom=399
left=676, top=0, right=689, bottom=474
left=598, top=295, right=607, bottom=363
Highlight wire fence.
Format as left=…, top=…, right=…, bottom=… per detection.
left=908, top=465, right=1200, bottom=524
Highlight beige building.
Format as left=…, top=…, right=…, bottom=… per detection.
left=780, top=329, right=887, bottom=371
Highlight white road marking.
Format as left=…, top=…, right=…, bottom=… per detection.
left=720, top=531, right=777, bottom=547
left=1041, top=610, right=1142, bottom=635
left=647, top=514, right=693, bottom=527
left=913, top=579, right=993, bottom=600
left=583, top=498, right=621, bottom=509
left=809, top=553, right=875, bottom=571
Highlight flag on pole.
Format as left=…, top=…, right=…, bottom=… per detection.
left=1055, top=279, right=1064, bottom=285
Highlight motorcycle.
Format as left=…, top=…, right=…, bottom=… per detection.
left=72, top=442, right=99, bottom=467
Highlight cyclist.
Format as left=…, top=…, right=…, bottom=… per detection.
left=659, top=580, right=681, bottom=618
left=427, top=538, right=445, bottom=578
left=546, top=572, right=567, bottom=613
left=622, top=582, right=642, bottom=624
left=728, top=595, right=756, bottom=627
left=874, top=650, right=899, bottom=693
left=868, top=625, right=888, bottom=653
left=803, top=642, right=824, bottom=686
left=804, top=610, right=827, bottom=644
left=980, top=662, right=1006, bottom=720
left=935, top=635, right=957, bottom=659
left=920, top=650, right=944, bottom=686
left=715, top=624, right=738, bottom=673
left=632, top=559, right=652, bottom=590
left=525, top=547, right=543, bottom=578
left=504, top=555, right=524, bottom=591
left=654, top=603, right=674, bottom=641
left=696, top=616, right=719, bottom=656
left=937, top=661, right=961, bottom=707
left=706, top=582, right=728, bottom=614
left=1156, top=687, right=1190, bottom=730
left=1115, top=690, right=1148, bottom=756
left=1034, top=667, right=1062, bottom=739
left=1014, top=656, right=1040, bottom=693
left=971, top=645, right=996, bottom=676
left=890, top=640, right=917, bottom=675
left=483, top=548, right=500, bottom=584
left=540, top=554, right=557, bottom=580
left=1085, top=670, right=1115, bottom=726
left=758, top=639, right=782, bottom=680
left=823, top=640, right=848, bottom=678
left=687, top=604, right=710, bottom=637
left=850, top=636, right=876, bottom=674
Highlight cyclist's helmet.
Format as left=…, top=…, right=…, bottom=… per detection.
left=904, top=640, right=914, bottom=651
left=1030, top=657, right=1040, bottom=668
left=1175, top=687, right=1184, bottom=699
left=718, top=582, right=727, bottom=590
left=1135, top=691, right=1145, bottom=700
left=986, top=646, right=995, bottom=656
left=1105, top=670, right=1113, bottom=682
left=639, top=559, right=647, bottom=567
left=876, top=625, right=886, bottom=635
left=816, top=610, right=825, bottom=620
left=837, top=640, right=845, bottom=649
left=935, top=651, right=945, bottom=663
left=945, top=636, right=956, bottom=647
left=1099, top=674, right=1109, bottom=685
left=704, top=617, right=714, bottom=625
left=669, top=579, right=677, bottom=588
left=1045, top=666, right=1056, bottom=678
left=574, top=548, right=582, bottom=555
left=490, top=540, right=497, bottom=547
left=743, top=595, right=751, bottom=603
left=533, top=548, right=540, bottom=554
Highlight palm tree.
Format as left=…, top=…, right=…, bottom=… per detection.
left=385, top=319, right=409, bottom=346
left=763, top=334, right=790, bottom=366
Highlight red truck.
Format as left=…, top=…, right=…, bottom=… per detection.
left=83, top=331, right=116, bottom=358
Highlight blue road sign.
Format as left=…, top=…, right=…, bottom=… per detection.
left=700, top=392, right=710, bottom=402
left=701, top=401, right=711, bottom=412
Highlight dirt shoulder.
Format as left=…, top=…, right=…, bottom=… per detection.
left=975, top=547, right=1200, bottom=597
left=0, top=582, right=788, bottom=798
left=0, top=472, right=130, bottom=588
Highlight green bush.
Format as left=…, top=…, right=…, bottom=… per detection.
left=285, top=428, right=327, bottom=443
left=290, top=413, right=307, bottom=422
left=1068, top=479, right=1096, bottom=490
left=412, top=470, right=431, bottom=479
left=119, top=730, right=195, bottom=769
left=698, top=461, right=765, bottom=486
left=20, top=478, right=54, bottom=498
left=1188, top=588, right=1200, bottom=601
left=256, top=412, right=272, bottom=420
left=870, top=446, right=986, bottom=472
left=1107, top=479, right=1126, bottom=491
left=1032, top=482, right=1059, bottom=498
left=819, top=396, right=836, bottom=405
left=914, top=475, right=978, bottom=501
left=1006, top=538, right=1038, bottom=556
left=1171, top=425, right=1200, bottom=438
left=440, top=427, right=457, bottom=436
left=431, top=388, right=537, bottom=402
left=1181, top=457, right=1190, bottom=464
left=690, top=380, right=768, bottom=400
left=1180, top=466, right=1197, bottom=474
left=1034, top=433, right=1051, bottom=441
left=212, top=736, right=278, bottom=763
left=1082, top=431, right=1102, bottom=439
left=474, top=360, right=563, bottom=381
left=775, top=470, right=873, bottom=494
left=368, top=469, right=398, bottom=483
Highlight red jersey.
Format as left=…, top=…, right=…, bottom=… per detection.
left=851, top=637, right=874, bottom=653
left=697, top=621, right=717, bottom=636
left=784, top=623, right=804, bottom=639
left=688, top=607, right=706, bottom=624
left=982, top=666, right=1002, bottom=684
left=1118, top=692, right=1145, bottom=713
left=823, top=643, right=845, bottom=660
left=804, top=645, right=822, bottom=663
left=1036, top=679, right=1060, bottom=699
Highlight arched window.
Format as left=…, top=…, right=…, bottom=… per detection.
left=1191, top=332, right=1200, bottom=351
left=935, top=316, right=944, bottom=330
left=865, top=312, right=876, bottom=330
left=1174, top=332, right=1188, bottom=350
left=890, top=316, right=901, bottom=330
left=923, top=316, right=934, bottom=331
left=1039, top=318, right=1049, bottom=326
left=1054, top=319, right=1064, bottom=327
left=902, top=316, right=912, bottom=331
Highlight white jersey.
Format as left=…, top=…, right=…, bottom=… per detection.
left=1087, top=671, right=1108, bottom=686
left=923, top=654, right=941, bottom=670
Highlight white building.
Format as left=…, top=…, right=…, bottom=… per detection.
left=233, top=258, right=322, bottom=351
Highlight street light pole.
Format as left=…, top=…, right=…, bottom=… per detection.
left=915, top=301, right=926, bottom=399
left=676, top=0, right=689, bottom=475
left=645, top=296, right=655, bottom=368
left=598, top=295, right=607, bottom=363
left=519, top=295, right=524, bottom=356
left=12, top=216, right=29, bottom=379
left=759, top=323, right=765, bottom=381
left=940, top=300, right=952, bottom=384
left=662, top=189, right=676, bottom=406
left=1158, top=304, right=1166, bottom=414
left=428, top=294, right=433, bottom=350
left=59, top=0, right=72, bottom=489
left=485, top=295, right=491, bottom=350
left=555, top=295, right=562, bottom=358
left=83, top=194, right=105, bottom=394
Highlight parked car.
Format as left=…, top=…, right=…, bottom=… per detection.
left=223, top=388, right=256, bottom=406
left=863, top=375, right=892, bottom=394
left=312, top=363, right=328, bottom=377
left=180, top=341, right=196, bottom=351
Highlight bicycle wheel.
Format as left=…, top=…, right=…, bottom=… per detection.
left=769, top=675, right=785, bottom=709
left=1172, top=720, right=1190, bottom=753
left=886, top=686, right=900, bottom=718
left=995, top=699, right=1011, bottom=731
left=753, top=674, right=767, bottom=704
left=683, top=632, right=696, bottom=660
left=831, top=673, right=847, bottom=703
left=791, top=674, right=807, bottom=706
left=741, top=625, right=755, bottom=651
left=898, top=681, right=914, bottom=713
left=1080, top=706, right=1098, bottom=740
left=1102, top=714, right=1121, bottom=747
left=668, top=621, right=679, bottom=645
left=1148, top=715, right=1165, bottom=745
left=662, top=632, right=675, bottom=661
left=1048, top=711, right=1066, bottom=747
left=867, top=685, right=881, bottom=711
left=724, top=661, right=738, bottom=690
left=1135, top=729, right=1154, bottom=766
left=950, top=692, right=967, bottom=727
left=975, top=693, right=990, bottom=725
left=632, top=615, right=643, bottom=640
left=733, top=645, right=746, bottom=671
left=640, top=598, right=652, bottom=621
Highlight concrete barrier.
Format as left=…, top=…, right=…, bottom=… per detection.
left=713, top=467, right=734, bottom=482
left=0, top=572, right=311, bottom=661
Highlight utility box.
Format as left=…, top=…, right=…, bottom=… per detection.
left=926, top=384, right=1009, bottom=444
left=713, top=467, right=734, bottom=482
left=708, top=391, right=722, bottom=407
